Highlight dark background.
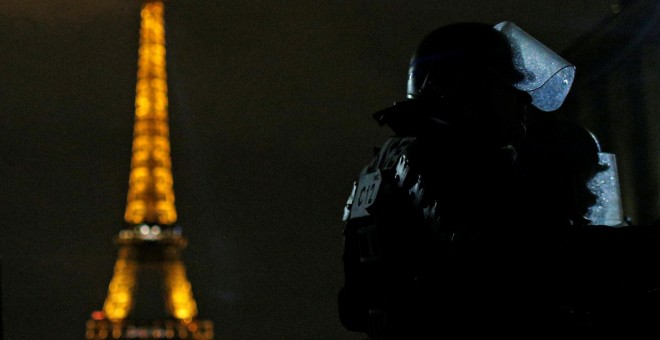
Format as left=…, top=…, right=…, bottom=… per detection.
left=0, top=0, right=657, bottom=339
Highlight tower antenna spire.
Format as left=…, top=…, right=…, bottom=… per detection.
left=125, top=0, right=177, bottom=226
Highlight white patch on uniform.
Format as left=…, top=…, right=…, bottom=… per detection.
left=350, top=170, right=383, bottom=219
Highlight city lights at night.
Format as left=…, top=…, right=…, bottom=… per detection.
left=0, top=0, right=658, bottom=339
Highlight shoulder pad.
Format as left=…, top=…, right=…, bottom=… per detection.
left=372, top=137, right=416, bottom=171
left=344, top=137, right=416, bottom=221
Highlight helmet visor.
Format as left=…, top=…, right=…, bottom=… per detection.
left=585, top=153, right=625, bottom=226
left=494, top=21, right=575, bottom=112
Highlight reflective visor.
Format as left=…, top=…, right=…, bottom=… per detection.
left=585, top=152, right=625, bottom=226
left=494, top=21, right=576, bottom=111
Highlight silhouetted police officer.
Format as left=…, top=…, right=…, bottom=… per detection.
left=339, top=21, right=660, bottom=339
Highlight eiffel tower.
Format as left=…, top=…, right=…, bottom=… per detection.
left=86, top=1, right=213, bottom=339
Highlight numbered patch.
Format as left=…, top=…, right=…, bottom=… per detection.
left=350, top=170, right=382, bottom=219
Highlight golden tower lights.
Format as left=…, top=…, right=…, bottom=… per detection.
left=87, top=1, right=213, bottom=339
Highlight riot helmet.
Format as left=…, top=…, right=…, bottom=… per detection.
left=406, top=21, right=575, bottom=112
left=514, top=120, right=618, bottom=226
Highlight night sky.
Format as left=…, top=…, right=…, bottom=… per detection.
left=0, top=1, right=620, bottom=339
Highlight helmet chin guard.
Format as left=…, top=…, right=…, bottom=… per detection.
left=493, top=21, right=576, bottom=112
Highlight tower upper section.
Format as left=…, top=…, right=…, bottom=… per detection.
left=124, top=0, right=177, bottom=226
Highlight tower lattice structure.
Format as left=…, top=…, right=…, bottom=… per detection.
left=87, top=1, right=213, bottom=339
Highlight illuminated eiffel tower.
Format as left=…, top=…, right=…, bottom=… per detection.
left=86, top=1, right=213, bottom=339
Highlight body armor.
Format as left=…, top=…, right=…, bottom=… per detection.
left=339, top=122, right=524, bottom=338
